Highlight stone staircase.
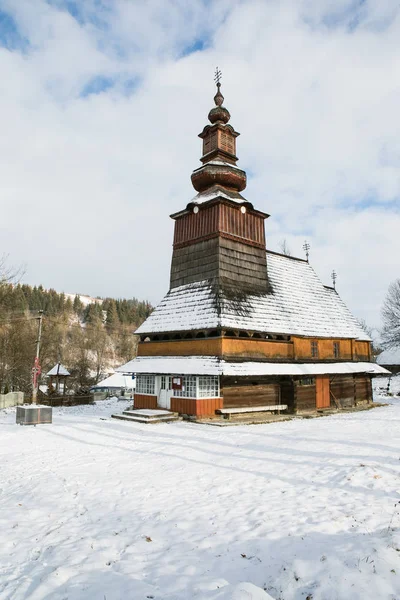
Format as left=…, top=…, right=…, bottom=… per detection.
left=111, top=408, right=180, bottom=424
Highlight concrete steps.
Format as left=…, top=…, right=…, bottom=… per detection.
left=111, top=408, right=180, bottom=424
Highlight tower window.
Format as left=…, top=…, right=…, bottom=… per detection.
left=220, top=131, right=234, bottom=154
left=333, top=342, right=340, bottom=358
left=203, top=131, right=217, bottom=155
left=311, top=341, right=319, bottom=358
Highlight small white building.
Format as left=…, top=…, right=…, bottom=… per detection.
left=377, top=348, right=400, bottom=374
left=90, top=373, right=135, bottom=398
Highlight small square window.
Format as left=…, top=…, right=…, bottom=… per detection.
left=311, top=341, right=319, bottom=358
left=298, top=377, right=315, bottom=386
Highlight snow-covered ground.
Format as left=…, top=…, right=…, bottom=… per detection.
left=1, top=384, right=400, bottom=600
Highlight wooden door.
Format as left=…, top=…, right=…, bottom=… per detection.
left=316, top=375, right=330, bottom=409
left=158, top=376, right=172, bottom=409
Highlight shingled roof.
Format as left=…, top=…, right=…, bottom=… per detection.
left=47, top=363, right=70, bottom=376
left=136, top=251, right=370, bottom=341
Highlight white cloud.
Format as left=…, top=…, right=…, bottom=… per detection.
left=0, top=0, right=399, bottom=328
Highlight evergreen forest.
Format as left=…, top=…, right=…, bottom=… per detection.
left=0, top=281, right=152, bottom=395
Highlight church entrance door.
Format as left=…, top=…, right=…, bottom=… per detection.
left=159, top=376, right=172, bottom=410
left=316, top=375, right=330, bottom=409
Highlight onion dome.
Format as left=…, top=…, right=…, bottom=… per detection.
left=208, top=83, right=231, bottom=124
left=191, top=70, right=247, bottom=194
left=191, top=163, right=246, bottom=193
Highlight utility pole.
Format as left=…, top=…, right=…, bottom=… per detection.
left=32, top=310, right=43, bottom=404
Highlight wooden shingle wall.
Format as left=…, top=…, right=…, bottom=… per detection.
left=170, top=236, right=269, bottom=292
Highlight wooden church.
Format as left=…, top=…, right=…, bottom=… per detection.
left=117, top=75, right=387, bottom=421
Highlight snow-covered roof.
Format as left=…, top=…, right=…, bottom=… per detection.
left=136, top=252, right=370, bottom=341
left=47, top=363, right=70, bottom=376
left=190, top=184, right=247, bottom=205
left=117, top=356, right=389, bottom=376
left=376, top=347, right=400, bottom=365
left=94, top=373, right=135, bottom=389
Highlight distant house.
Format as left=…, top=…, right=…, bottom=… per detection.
left=90, top=373, right=135, bottom=398
left=376, top=348, right=400, bottom=374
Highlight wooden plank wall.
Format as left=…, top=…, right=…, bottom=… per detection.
left=222, top=379, right=280, bottom=408
left=330, top=375, right=355, bottom=408
left=170, top=397, right=223, bottom=416
left=293, top=338, right=353, bottom=360
left=138, top=338, right=223, bottom=357
left=355, top=375, right=372, bottom=402
left=280, top=379, right=294, bottom=412
left=354, top=341, right=370, bottom=361
left=134, top=394, right=158, bottom=409
left=295, top=383, right=316, bottom=411
left=219, top=204, right=265, bottom=246
left=173, top=203, right=265, bottom=248
left=174, top=204, right=219, bottom=246
left=222, top=338, right=293, bottom=360
left=138, top=338, right=293, bottom=360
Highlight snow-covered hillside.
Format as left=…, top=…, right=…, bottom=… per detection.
left=64, top=292, right=103, bottom=307
left=1, top=383, right=400, bottom=600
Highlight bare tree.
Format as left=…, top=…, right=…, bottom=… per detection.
left=357, top=318, right=373, bottom=339
left=381, top=279, right=400, bottom=348
left=279, top=239, right=292, bottom=257
left=0, top=254, right=24, bottom=286
left=357, top=317, right=382, bottom=358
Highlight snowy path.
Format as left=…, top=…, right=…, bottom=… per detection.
left=1, top=391, right=400, bottom=600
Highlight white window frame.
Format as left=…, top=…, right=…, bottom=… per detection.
left=172, top=375, right=197, bottom=398
left=197, top=375, right=220, bottom=398
left=136, top=374, right=156, bottom=395
left=171, top=375, right=220, bottom=399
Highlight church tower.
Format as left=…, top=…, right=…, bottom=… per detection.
left=170, top=73, right=270, bottom=295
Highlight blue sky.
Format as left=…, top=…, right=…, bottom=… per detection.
left=0, top=8, right=29, bottom=50
left=0, top=0, right=400, bottom=329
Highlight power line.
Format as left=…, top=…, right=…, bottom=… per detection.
left=0, top=315, right=40, bottom=325
left=43, top=315, right=140, bottom=336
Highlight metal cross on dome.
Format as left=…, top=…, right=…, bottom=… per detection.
left=214, top=67, right=222, bottom=86
left=331, top=270, right=337, bottom=290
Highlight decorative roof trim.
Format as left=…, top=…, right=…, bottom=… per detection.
left=266, top=249, right=308, bottom=263
left=170, top=195, right=269, bottom=220
left=173, top=231, right=266, bottom=251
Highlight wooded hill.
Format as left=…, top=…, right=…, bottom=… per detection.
left=0, top=283, right=153, bottom=395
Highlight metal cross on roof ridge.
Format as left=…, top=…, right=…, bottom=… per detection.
left=214, top=67, right=222, bottom=86
left=302, top=240, right=310, bottom=262
left=331, top=269, right=337, bottom=290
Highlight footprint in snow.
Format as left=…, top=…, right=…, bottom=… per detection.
left=31, top=548, right=41, bottom=561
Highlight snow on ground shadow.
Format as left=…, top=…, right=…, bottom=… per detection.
left=0, top=384, right=400, bottom=600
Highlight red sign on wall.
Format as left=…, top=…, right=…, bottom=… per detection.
left=171, top=377, right=183, bottom=391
